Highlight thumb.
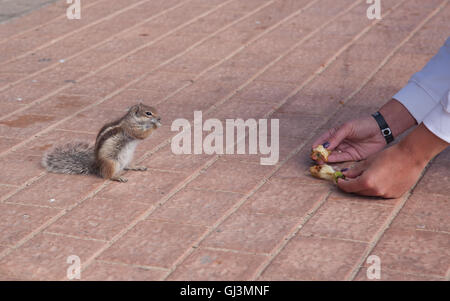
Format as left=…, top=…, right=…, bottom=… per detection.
left=327, top=123, right=353, bottom=150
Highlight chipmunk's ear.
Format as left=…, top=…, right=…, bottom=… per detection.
left=129, top=104, right=140, bottom=115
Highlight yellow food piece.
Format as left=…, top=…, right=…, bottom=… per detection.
left=311, top=145, right=331, bottom=162
left=310, top=164, right=345, bottom=183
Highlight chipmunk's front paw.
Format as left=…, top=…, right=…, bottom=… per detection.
left=111, top=176, right=128, bottom=183
left=125, top=165, right=148, bottom=171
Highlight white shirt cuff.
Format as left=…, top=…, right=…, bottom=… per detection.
left=393, top=80, right=438, bottom=123
left=423, top=90, right=450, bottom=143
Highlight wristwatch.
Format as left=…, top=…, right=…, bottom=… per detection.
left=372, top=111, right=394, bottom=144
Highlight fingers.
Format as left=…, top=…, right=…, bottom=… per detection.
left=337, top=177, right=365, bottom=193
left=327, top=151, right=354, bottom=163
left=342, top=161, right=367, bottom=178
left=327, top=123, right=353, bottom=150
left=311, top=123, right=353, bottom=152
left=336, top=160, right=370, bottom=192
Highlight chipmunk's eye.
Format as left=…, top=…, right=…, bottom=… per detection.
left=145, top=111, right=153, bottom=116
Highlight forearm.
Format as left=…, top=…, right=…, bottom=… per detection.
left=379, top=98, right=417, bottom=137
left=398, top=123, right=449, bottom=167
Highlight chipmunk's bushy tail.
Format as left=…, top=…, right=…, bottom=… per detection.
left=42, top=141, right=97, bottom=175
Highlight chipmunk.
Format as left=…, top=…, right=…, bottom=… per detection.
left=42, top=103, right=161, bottom=182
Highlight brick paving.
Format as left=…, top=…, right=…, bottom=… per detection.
left=0, top=0, right=449, bottom=281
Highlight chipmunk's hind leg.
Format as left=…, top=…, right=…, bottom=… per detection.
left=98, top=158, right=128, bottom=183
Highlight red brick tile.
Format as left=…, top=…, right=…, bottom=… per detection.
left=259, top=236, right=367, bottom=280
left=300, top=199, right=393, bottom=242
left=156, top=90, right=220, bottom=123
left=178, top=10, right=246, bottom=36
left=150, top=188, right=243, bottom=226
left=92, top=89, right=167, bottom=112
left=413, top=161, right=450, bottom=196
left=130, top=71, right=195, bottom=94
left=390, top=193, right=449, bottom=233
left=96, top=170, right=187, bottom=205
left=0, top=233, right=104, bottom=280
left=223, top=0, right=273, bottom=13
left=0, top=184, right=18, bottom=199
left=31, top=67, right=89, bottom=85
left=0, top=72, right=26, bottom=87
left=0, top=136, right=21, bottom=153
left=278, top=90, right=343, bottom=116
left=26, top=94, right=97, bottom=117
left=368, top=228, right=450, bottom=276
left=61, top=76, right=130, bottom=97
left=47, top=197, right=148, bottom=241
left=241, top=178, right=329, bottom=217
left=188, top=159, right=274, bottom=193
left=207, top=97, right=276, bottom=120
left=271, top=112, right=321, bottom=139
left=98, top=220, right=206, bottom=268
left=274, top=145, right=323, bottom=183
left=81, top=261, right=166, bottom=281
left=320, top=104, right=379, bottom=130
left=201, top=207, right=299, bottom=254
left=0, top=101, right=26, bottom=118
left=7, top=173, right=104, bottom=209
left=222, top=135, right=300, bottom=164
left=57, top=107, right=126, bottom=133
left=193, top=31, right=246, bottom=54
left=0, top=112, right=59, bottom=139
left=167, top=248, right=266, bottom=280
left=189, top=0, right=228, bottom=7
left=0, top=153, right=43, bottom=186
left=235, top=81, right=296, bottom=103
left=0, top=203, right=60, bottom=246
left=15, top=129, right=96, bottom=157
left=0, top=55, right=56, bottom=74
left=143, top=145, right=211, bottom=173
left=0, top=79, right=61, bottom=104
left=62, top=50, right=120, bottom=73
left=159, top=55, right=218, bottom=74
left=354, top=267, right=444, bottom=281
left=200, top=65, right=259, bottom=90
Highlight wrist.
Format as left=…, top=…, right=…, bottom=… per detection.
left=398, top=123, right=449, bottom=166
left=379, top=99, right=417, bottom=137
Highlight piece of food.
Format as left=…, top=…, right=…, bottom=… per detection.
left=311, top=145, right=331, bottom=162
left=310, top=164, right=345, bottom=183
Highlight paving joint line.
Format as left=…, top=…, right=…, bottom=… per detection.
left=249, top=190, right=331, bottom=280
left=0, top=0, right=194, bottom=94
left=0, top=0, right=102, bottom=40
left=0, top=0, right=161, bottom=65
left=0, top=0, right=240, bottom=155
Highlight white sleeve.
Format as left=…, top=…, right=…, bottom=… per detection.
left=393, top=37, right=450, bottom=143
left=423, top=90, right=450, bottom=143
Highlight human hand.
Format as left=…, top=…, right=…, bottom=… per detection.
left=312, top=116, right=386, bottom=162
left=312, top=99, right=418, bottom=163
left=337, top=144, right=425, bottom=198
left=337, top=123, right=449, bottom=198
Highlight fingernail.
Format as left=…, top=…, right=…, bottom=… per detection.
left=323, top=142, right=330, bottom=148
left=341, top=168, right=349, bottom=172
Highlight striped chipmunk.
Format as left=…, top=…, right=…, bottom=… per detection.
left=42, top=103, right=161, bottom=182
